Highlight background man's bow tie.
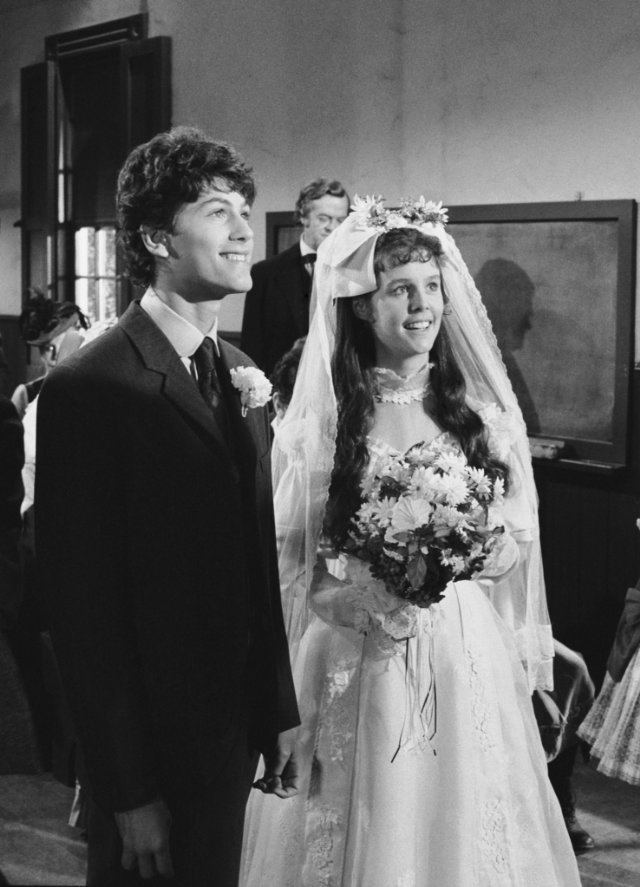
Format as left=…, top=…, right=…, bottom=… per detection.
left=302, top=253, right=317, bottom=279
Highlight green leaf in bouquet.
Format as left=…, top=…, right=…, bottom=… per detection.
left=379, top=476, right=405, bottom=498
left=406, top=553, right=427, bottom=590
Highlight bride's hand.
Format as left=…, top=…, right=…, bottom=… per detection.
left=475, top=533, right=519, bottom=586
left=253, top=727, right=299, bottom=799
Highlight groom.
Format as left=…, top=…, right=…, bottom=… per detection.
left=36, top=127, right=299, bottom=885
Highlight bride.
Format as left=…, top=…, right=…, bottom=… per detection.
left=240, top=198, right=581, bottom=886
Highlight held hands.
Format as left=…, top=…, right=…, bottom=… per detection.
left=115, top=798, right=174, bottom=880
left=253, top=727, right=300, bottom=799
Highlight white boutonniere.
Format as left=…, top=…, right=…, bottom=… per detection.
left=230, top=366, right=272, bottom=416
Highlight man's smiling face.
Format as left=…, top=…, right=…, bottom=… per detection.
left=163, top=182, right=254, bottom=301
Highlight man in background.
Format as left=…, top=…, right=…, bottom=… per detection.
left=241, top=177, right=349, bottom=375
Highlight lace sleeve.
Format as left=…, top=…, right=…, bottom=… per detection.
left=474, top=400, right=521, bottom=464
left=310, top=548, right=419, bottom=640
left=470, top=400, right=534, bottom=544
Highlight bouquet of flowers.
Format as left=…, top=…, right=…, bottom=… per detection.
left=348, top=439, right=507, bottom=607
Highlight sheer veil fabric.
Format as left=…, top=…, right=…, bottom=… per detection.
left=272, top=206, right=553, bottom=691
left=240, top=206, right=579, bottom=886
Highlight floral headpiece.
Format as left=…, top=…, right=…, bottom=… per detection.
left=350, top=194, right=449, bottom=233
left=317, top=194, right=450, bottom=300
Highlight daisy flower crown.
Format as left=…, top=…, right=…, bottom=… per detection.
left=350, top=194, right=449, bottom=232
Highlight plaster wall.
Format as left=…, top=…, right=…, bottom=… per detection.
left=0, top=0, right=638, bottom=343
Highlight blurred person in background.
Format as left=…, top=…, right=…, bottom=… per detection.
left=11, top=289, right=88, bottom=421
left=241, top=177, right=349, bottom=375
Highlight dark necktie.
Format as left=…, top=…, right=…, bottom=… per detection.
left=192, top=336, right=230, bottom=441
left=302, top=253, right=317, bottom=277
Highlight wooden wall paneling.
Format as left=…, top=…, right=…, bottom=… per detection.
left=537, top=474, right=611, bottom=681
left=0, top=317, right=26, bottom=397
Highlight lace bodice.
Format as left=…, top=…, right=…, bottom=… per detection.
left=367, top=429, right=455, bottom=463
left=369, top=400, right=521, bottom=465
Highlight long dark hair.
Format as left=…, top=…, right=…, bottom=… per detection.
left=324, top=228, right=510, bottom=549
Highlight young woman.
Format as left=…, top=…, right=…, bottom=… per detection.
left=241, top=199, right=580, bottom=886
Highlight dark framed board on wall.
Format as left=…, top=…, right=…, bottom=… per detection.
left=448, top=200, right=637, bottom=469
left=265, top=211, right=300, bottom=258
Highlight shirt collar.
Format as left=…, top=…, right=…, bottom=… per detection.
left=299, top=236, right=316, bottom=258
left=140, top=288, right=219, bottom=358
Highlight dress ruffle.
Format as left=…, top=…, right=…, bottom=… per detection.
left=578, top=646, right=640, bottom=786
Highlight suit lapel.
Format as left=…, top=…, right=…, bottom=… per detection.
left=218, top=340, right=264, bottom=469
left=119, top=303, right=232, bottom=457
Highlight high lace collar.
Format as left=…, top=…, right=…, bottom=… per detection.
left=372, top=363, right=433, bottom=404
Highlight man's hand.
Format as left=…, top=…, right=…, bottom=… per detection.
left=253, top=727, right=299, bottom=799
left=115, top=799, right=174, bottom=879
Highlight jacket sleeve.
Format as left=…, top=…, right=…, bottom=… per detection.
left=240, top=263, right=268, bottom=371
left=35, top=366, right=160, bottom=812
left=257, top=404, right=300, bottom=738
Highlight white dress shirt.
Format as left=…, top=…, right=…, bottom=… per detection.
left=140, top=289, right=219, bottom=375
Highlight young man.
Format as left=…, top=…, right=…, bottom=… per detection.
left=240, top=177, right=349, bottom=376
left=36, top=127, right=299, bottom=886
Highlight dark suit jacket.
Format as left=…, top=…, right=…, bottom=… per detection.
left=241, top=242, right=311, bottom=376
left=35, top=302, right=299, bottom=813
left=0, top=396, right=24, bottom=629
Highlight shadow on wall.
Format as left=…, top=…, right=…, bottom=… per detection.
left=476, top=258, right=541, bottom=434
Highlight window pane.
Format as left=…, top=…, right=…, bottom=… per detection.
left=75, top=277, right=90, bottom=318
left=57, top=228, right=66, bottom=277
left=97, top=227, right=116, bottom=277
left=57, top=124, right=65, bottom=224
left=75, top=277, right=97, bottom=323
left=75, top=227, right=95, bottom=276
left=98, top=278, right=117, bottom=322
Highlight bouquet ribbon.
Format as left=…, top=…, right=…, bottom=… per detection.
left=392, top=609, right=437, bottom=761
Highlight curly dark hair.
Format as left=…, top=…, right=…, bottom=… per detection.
left=116, top=126, right=256, bottom=287
left=324, top=228, right=510, bottom=550
left=294, top=178, right=350, bottom=223
left=270, top=336, right=306, bottom=408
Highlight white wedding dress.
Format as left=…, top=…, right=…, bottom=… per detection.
left=240, top=435, right=581, bottom=887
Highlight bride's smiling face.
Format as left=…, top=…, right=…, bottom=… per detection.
left=355, top=259, right=444, bottom=372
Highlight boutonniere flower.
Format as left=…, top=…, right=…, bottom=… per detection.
left=230, top=366, right=272, bottom=417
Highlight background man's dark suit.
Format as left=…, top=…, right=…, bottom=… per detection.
left=0, top=396, right=23, bottom=628
left=35, top=302, right=299, bottom=882
left=240, top=242, right=311, bottom=376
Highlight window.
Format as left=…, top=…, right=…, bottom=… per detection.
left=21, top=15, right=171, bottom=319
left=75, top=227, right=117, bottom=323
